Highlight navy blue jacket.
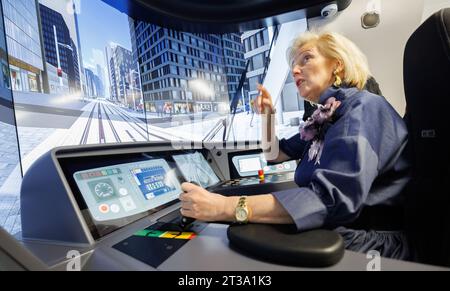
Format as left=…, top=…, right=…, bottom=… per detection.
left=273, top=86, right=412, bottom=259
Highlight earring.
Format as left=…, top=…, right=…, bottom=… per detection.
left=333, top=70, right=342, bottom=87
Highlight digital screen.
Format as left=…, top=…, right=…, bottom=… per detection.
left=173, top=152, right=220, bottom=188
left=232, top=153, right=297, bottom=177
left=238, top=157, right=262, bottom=173
left=74, top=159, right=181, bottom=222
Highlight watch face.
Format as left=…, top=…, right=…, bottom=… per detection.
left=236, top=208, right=248, bottom=222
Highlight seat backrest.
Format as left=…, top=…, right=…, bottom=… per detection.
left=403, top=8, right=450, bottom=266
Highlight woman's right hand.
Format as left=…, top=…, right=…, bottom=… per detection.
left=253, top=84, right=275, bottom=114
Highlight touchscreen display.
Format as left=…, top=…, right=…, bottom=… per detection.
left=232, top=153, right=297, bottom=177
left=74, top=159, right=182, bottom=222
left=173, top=152, right=220, bottom=188
left=238, top=157, right=262, bottom=173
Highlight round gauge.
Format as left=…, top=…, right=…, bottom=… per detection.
left=94, top=182, right=114, bottom=199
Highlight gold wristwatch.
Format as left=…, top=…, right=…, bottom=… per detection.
left=235, top=196, right=250, bottom=224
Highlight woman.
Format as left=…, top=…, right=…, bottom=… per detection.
left=180, top=31, right=412, bottom=259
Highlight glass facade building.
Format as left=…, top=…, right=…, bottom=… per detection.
left=242, top=28, right=271, bottom=102
left=85, top=67, right=104, bottom=98
left=129, top=20, right=246, bottom=115
left=1, top=0, right=43, bottom=92
left=219, top=33, right=246, bottom=105
left=106, top=43, right=141, bottom=108
left=242, top=27, right=303, bottom=116
left=0, top=0, right=21, bottom=235
left=39, top=4, right=81, bottom=93
left=0, top=2, right=11, bottom=99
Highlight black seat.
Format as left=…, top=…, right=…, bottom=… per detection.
left=403, top=8, right=450, bottom=266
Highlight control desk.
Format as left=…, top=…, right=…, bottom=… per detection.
left=15, top=142, right=443, bottom=271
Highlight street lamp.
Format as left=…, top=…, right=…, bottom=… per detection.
left=129, top=70, right=139, bottom=111
left=121, top=75, right=127, bottom=108
left=53, top=25, right=73, bottom=87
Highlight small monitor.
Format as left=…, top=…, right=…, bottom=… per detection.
left=238, top=157, right=262, bottom=173
left=232, top=153, right=297, bottom=177
left=173, top=152, right=220, bottom=188
left=74, top=159, right=182, bottom=222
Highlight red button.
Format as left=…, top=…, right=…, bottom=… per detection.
left=99, top=204, right=109, bottom=213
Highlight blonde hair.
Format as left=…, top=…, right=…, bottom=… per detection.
left=287, top=31, right=370, bottom=90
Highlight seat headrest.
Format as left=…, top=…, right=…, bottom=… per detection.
left=437, top=8, right=450, bottom=59
left=404, top=8, right=450, bottom=99
left=441, top=9, right=450, bottom=47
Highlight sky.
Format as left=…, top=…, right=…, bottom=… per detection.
left=77, top=0, right=133, bottom=97
left=77, top=0, right=131, bottom=68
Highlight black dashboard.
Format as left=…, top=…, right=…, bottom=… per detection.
left=57, top=145, right=298, bottom=240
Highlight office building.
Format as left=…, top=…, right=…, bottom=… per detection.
left=128, top=18, right=144, bottom=110
left=1, top=0, right=44, bottom=92
left=38, top=0, right=85, bottom=95
left=84, top=68, right=95, bottom=97
left=129, top=20, right=238, bottom=115
left=96, top=64, right=106, bottom=97
left=222, top=33, right=247, bottom=107
left=242, top=27, right=303, bottom=115
left=84, top=68, right=104, bottom=98
left=39, top=4, right=81, bottom=93
left=0, top=4, right=11, bottom=99
left=72, top=0, right=86, bottom=96
left=241, top=28, right=271, bottom=104
left=106, top=43, right=141, bottom=108
left=46, top=62, right=69, bottom=94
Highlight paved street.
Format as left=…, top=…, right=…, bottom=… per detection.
left=0, top=123, right=20, bottom=188
left=0, top=121, right=21, bottom=235
left=0, top=121, right=56, bottom=235
left=0, top=194, right=21, bottom=235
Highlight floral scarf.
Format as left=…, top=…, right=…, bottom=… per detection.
left=299, top=97, right=342, bottom=165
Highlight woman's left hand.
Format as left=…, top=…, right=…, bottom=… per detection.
left=180, top=182, right=234, bottom=222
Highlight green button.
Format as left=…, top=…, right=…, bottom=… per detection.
left=134, top=229, right=165, bottom=238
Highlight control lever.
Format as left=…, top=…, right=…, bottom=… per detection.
left=179, top=181, right=200, bottom=229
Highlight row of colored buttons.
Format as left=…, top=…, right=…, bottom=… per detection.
left=98, top=203, right=120, bottom=214
left=263, top=163, right=291, bottom=172
left=81, top=169, right=120, bottom=180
